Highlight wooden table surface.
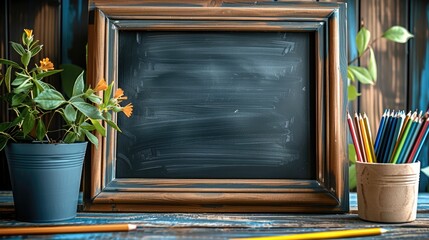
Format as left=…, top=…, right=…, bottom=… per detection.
left=1, top=193, right=429, bottom=239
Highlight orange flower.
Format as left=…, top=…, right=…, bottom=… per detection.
left=39, top=58, right=54, bottom=72
left=114, top=88, right=128, bottom=101
left=93, top=79, right=108, bottom=92
left=122, top=103, right=133, bottom=117
left=24, top=29, right=33, bottom=38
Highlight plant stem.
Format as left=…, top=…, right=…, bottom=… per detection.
left=348, top=38, right=380, bottom=65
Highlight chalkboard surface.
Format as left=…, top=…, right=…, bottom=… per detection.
left=116, top=31, right=315, bottom=179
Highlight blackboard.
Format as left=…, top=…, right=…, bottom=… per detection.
left=116, top=31, right=315, bottom=179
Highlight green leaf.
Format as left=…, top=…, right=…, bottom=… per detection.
left=368, top=47, right=377, bottom=82
left=35, top=69, right=63, bottom=79
left=36, top=119, right=46, bottom=141
left=38, top=80, right=52, bottom=91
left=10, top=41, right=25, bottom=56
left=22, top=32, right=27, bottom=46
left=91, top=119, right=106, bottom=136
left=0, top=59, right=21, bottom=69
left=349, top=163, right=357, bottom=190
left=22, top=110, right=35, bottom=136
left=104, top=82, right=114, bottom=105
left=12, top=72, right=30, bottom=86
left=106, top=119, right=121, bottom=132
left=103, top=111, right=112, bottom=121
left=21, top=50, right=31, bottom=67
left=13, top=81, right=32, bottom=94
left=5, top=66, right=12, bottom=93
left=71, top=101, right=103, bottom=119
left=64, top=104, right=77, bottom=122
left=29, top=40, right=40, bottom=50
left=82, top=129, right=98, bottom=147
left=70, top=96, right=85, bottom=104
left=31, top=78, right=46, bottom=93
left=87, top=93, right=102, bottom=104
left=348, top=85, right=361, bottom=101
left=356, top=27, right=370, bottom=56
left=81, top=122, right=96, bottom=131
left=72, top=70, right=85, bottom=97
left=0, top=122, right=11, bottom=132
left=348, top=66, right=374, bottom=85
left=60, top=64, right=84, bottom=98
left=30, top=45, right=43, bottom=57
left=348, top=143, right=357, bottom=163
left=382, top=26, right=414, bottom=43
left=64, top=132, right=78, bottom=143
left=347, top=68, right=355, bottom=82
left=11, top=93, right=28, bottom=106
left=34, top=89, right=66, bottom=110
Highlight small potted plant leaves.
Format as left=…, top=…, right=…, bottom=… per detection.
left=0, top=29, right=133, bottom=222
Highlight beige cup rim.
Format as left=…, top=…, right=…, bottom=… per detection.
left=356, top=161, right=420, bottom=166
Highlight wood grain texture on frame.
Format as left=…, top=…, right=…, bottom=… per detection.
left=85, top=0, right=348, bottom=213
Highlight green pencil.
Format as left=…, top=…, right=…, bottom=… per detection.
left=391, top=116, right=414, bottom=164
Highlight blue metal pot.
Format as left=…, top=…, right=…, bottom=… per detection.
left=5, top=142, right=87, bottom=222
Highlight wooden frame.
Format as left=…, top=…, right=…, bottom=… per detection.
left=85, top=0, right=348, bottom=213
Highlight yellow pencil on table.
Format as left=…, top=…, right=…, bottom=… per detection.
left=230, top=227, right=387, bottom=240
left=0, top=223, right=137, bottom=236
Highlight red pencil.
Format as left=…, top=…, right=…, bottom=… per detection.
left=347, top=112, right=363, bottom=162
left=406, top=115, right=429, bottom=163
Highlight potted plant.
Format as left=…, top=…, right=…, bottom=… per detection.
left=0, top=29, right=133, bottom=222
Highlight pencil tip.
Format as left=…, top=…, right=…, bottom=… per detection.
left=380, top=228, right=388, bottom=234
left=128, top=224, right=137, bottom=231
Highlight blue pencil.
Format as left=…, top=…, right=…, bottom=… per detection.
left=385, top=111, right=405, bottom=163
left=382, top=113, right=398, bottom=163
left=374, top=109, right=389, bottom=156
left=396, top=117, right=419, bottom=164
left=377, top=111, right=393, bottom=162
left=402, top=118, right=423, bottom=162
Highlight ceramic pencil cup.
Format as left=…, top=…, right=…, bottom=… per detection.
left=356, top=161, right=420, bottom=223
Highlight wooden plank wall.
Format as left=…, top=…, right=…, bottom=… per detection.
left=0, top=0, right=428, bottom=190
left=0, top=0, right=87, bottom=190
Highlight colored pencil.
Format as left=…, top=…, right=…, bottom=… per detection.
left=377, top=111, right=394, bottom=162
left=354, top=113, right=367, bottom=162
left=363, top=113, right=377, bottom=162
left=398, top=111, right=413, bottom=141
left=347, top=112, right=363, bottom=162
left=400, top=118, right=423, bottom=163
left=359, top=114, right=373, bottom=163
left=0, top=224, right=137, bottom=236
left=391, top=115, right=414, bottom=164
left=381, top=113, right=398, bottom=163
left=385, top=112, right=405, bottom=163
left=407, top=115, right=429, bottom=163
left=374, top=109, right=389, bottom=156
left=230, top=228, right=387, bottom=240
left=390, top=111, right=413, bottom=163
left=360, top=109, right=428, bottom=164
